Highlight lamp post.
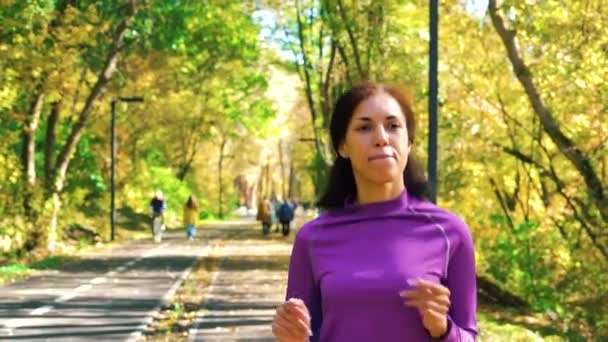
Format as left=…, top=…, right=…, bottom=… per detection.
left=111, top=96, right=143, bottom=241
left=428, top=0, right=439, bottom=203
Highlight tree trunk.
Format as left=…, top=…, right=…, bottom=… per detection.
left=44, top=101, right=60, bottom=190
left=176, top=136, right=199, bottom=181
left=235, top=175, right=255, bottom=209
left=218, top=138, right=226, bottom=218
left=278, top=139, right=286, bottom=199
left=19, top=1, right=75, bottom=251
left=177, top=163, right=190, bottom=181
left=47, top=192, right=61, bottom=252
left=295, top=0, right=328, bottom=165
left=22, top=91, right=44, bottom=189
left=288, top=162, right=296, bottom=199
left=20, top=90, right=45, bottom=249
left=47, top=2, right=139, bottom=252
left=234, top=175, right=244, bottom=206
left=19, top=90, right=45, bottom=246
left=477, top=275, right=528, bottom=309
left=336, top=0, right=365, bottom=80
left=130, top=134, right=140, bottom=174
left=265, top=155, right=271, bottom=199
left=256, top=165, right=266, bottom=202
left=246, top=182, right=255, bottom=209
left=321, top=41, right=336, bottom=130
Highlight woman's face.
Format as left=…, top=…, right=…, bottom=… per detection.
left=339, top=92, right=411, bottom=186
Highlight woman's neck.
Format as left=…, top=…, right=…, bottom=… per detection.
left=355, top=179, right=405, bottom=205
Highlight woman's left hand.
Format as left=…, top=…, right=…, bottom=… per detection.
left=400, top=279, right=450, bottom=338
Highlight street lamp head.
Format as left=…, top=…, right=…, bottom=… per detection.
left=118, top=96, right=144, bottom=103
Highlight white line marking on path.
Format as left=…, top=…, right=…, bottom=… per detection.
left=90, top=277, right=106, bottom=285
left=143, top=244, right=165, bottom=258
left=10, top=238, right=174, bottom=337
left=0, top=327, right=14, bottom=336
left=3, top=237, right=178, bottom=338
left=126, top=243, right=210, bottom=342
left=52, top=277, right=104, bottom=304
left=54, top=293, right=77, bottom=303
left=29, top=305, right=53, bottom=316
left=2, top=317, right=31, bottom=330
left=74, top=284, right=92, bottom=292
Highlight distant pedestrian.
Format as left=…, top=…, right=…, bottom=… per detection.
left=183, top=195, right=198, bottom=240
left=256, top=197, right=273, bottom=235
left=277, top=200, right=295, bottom=236
left=149, top=190, right=167, bottom=242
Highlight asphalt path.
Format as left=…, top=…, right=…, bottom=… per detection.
left=0, top=229, right=210, bottom=341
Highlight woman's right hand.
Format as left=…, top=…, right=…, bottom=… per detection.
left=272, top=298, right=313, bottom=341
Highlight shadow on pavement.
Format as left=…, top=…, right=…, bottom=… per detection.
left=205, top=255, right=290, bottom=272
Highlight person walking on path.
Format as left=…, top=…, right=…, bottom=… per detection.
left=272, top=83, right=478, bottom=341
left=150, top=190, right=167, bottom=220
left=149, top=190, right=167, bottom=242
left=277, top=199, right=295, bottom=236
left=257, top=197, right=273, bottom=235
left=183, top=194, right=199, bottom=240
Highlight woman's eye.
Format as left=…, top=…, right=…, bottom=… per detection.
left=389, top=123, right=402, bottom=129
left=356, top=125, right=371, bottom=131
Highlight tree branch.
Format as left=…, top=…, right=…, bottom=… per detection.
left=489, top=0, right=607, bottom=222
left=53, top=1, right=139, bottom=192
left=487, top=175, right=516, bottom=232
left=295, top=0, right=328, bottom=164
left=336, top=0, right=365, bottom=79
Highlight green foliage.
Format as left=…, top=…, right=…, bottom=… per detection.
left=0, top=1, right=606, bottom=337
left=477, top=312, right=566, bottom=342
left=486, top=217, right=560, bottom=311
left=0, top=143, right=22, bottom=217
left=64, top=133, right=107, bottom=194
left=144, top=148, right=168, bottom=166
left=122, top=165, right=193, bottom=222
left=306, top=151, right=329, bottom=199
left=0, top=255, right=67, bottom=285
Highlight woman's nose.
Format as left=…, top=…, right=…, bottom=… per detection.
left=374, top=126, right=389, bottom=146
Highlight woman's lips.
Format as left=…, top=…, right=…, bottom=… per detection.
left=369, top=154, right=395, bottom=161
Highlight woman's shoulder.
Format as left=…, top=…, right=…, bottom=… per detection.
left=409, top=197, right=471, bottom=238
left=293, top=214, right=329, bottom=243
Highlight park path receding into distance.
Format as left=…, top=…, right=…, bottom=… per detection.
left=0, top=220, right=294, bottom=342
left=0, top=227, right=212, bottom=341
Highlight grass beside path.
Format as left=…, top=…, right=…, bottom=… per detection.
left=478, top=312, right=566, bottom=342
left=0, top=255, right=77, bottom=285
left=0, top=227, right=147, bottom=286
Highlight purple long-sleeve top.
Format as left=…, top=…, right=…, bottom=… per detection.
left=285, top=190, right=477, bottom=341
